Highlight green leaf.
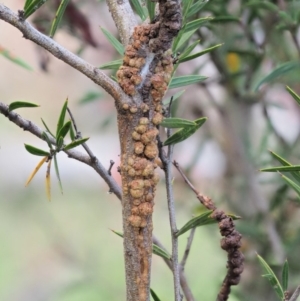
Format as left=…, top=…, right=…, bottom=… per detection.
left=56, top=99, right=68, bottom=136
left=169, top=75, right=207, bottom=89
left=246, top=1, right=279, bottom=12
left=184, top=17, right=213, bottom=33
left=41, top=118, right=55, bottom=138
left=42, top=132, right=53, bottom=150
left=257, top=254, right=284, bottom=299
left=146, top=0, right=156, bottom=21
left=282, top=260, right=289, bottom=292
left=100, top=27, right=124, bottom=56
left=150, top=289, right=162, bottom=301
left=79, top=91, right=103, bottom=104
left=56, top=120, right=71, bottom=144
left=99, top=59, right=123, bottom=70
left=176, top=211, right=241, bottom=237
left=179, top=43, right=223, bottom=63
left=160, top=118, right=196, bottom=128
left=23, top=0, right=50, bottom=19
left=286, top=86, right=300, bottom=106
left=162, top=90, right=185, bottom=105
left=111, top=230, right=171, bottom=260
left=179, top=40, right=201, bottom=60
left=56, top=136, right=64, bottom=150
left=24, top=144, right=50, bottom=157
left=130, top=0, right=146, bottom=21
left=210, top=16, right=240, bottom=23
left=0, top=47, right=33, bottom=70
left=49, top=0, right=71, bottom=38
left=63, top=137, right=89, bottom=151
left=281, top=175, right=300, bottom=200
left=261, top=165, right=300, bottom=172
left=24, top=0, right=33, bottom=10
left=182, top=0, right=194, bottom=19
left=187, top=1, right=207, bottom=18
left=53, top=154, right=63, bottom=194
left=173, top=29, right=197, bottom=52
left=164, top=117, right=207, bottom=146
left=69, top=123, right=76, bottom=141
left=8, top=101, right=39, bottom=111
left=268, top=150, right=300, bottom=183
left=255, top=61, right=300, bottom=91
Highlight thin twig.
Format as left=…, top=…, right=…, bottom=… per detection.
left=0, top=4, right=128, bottom=103
left=106, top=0, right=138, bottom=46
left=180, top=227, right=196, bottom=268
left=108, top=160, right=115, bottom=176
left=0, top=101, right=122, bottom=200
left=160, top=101, right=181, bottom=301
left=289, top=285, right=300, bottom=301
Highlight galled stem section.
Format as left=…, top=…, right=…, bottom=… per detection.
left=116, top=1, right=181, bottom=301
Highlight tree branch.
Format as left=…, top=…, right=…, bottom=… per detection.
left=0, top=101, right=122, bottom=200
left=106, top=0, right=138, bottom=47
left=0, top=4, right=129, bottom=103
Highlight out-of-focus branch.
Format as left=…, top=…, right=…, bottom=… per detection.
left=180, top=227, right=196, bottom=268
left=106, top=0, right=138, bottom=47
left=289, top=285, right=300, bottom=301
left=0, top=4, right=129, bottom=103
left=0, top=101, right=122, bottom=200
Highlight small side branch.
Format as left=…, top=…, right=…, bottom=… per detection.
left=289, top=285, right=300, bottom=301
left=0, top=101, right=122, bottom=200
left=180, top=227, right=196, bottom=268
left=174, top=161, right=244, bottom=301
left=0, top=4, right=127, bottom=103
left=106, top=0, right=138, bottom=47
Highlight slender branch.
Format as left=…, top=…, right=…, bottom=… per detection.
left=180, top=228, right=196, bottom=268
left=152, top=237, right=195, bottom=301
left=289, top=285, right=300, bottom=301
left=106, top=0, right=138, bottom=47
left=0, top=101, right=122, bottom=200
left=160, top=105, right=181, bottom=301
left=0, top=4, right=129, bottom=103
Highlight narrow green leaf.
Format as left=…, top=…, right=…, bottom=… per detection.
left=210, top=16, right=240, bottom=23
left=56, top=136, right=64, bottom=150
left=169, top=75, right=207, bottom=89
left=162, top=90, right=185, bottom=105
left=24, top=144, right=50, bottom=157
left=56, top=99, right=68, bottom=136
left=130, top=0, right=146, bottom=21
left=111, top=230, right=171, bottom=260
left=286, top=86, right=300, bottom=106
left=281, top=175, right=300, bottom=200
left=0, top=48, right=33, bottom=70
left=179, top=40, right=201, bottom=60
left=173, top=28, right=198, bottom=52
left=150, top=289, right=162, bottom=301
left=8, top=101, right=39, bottom=111
left=261, top=165, right=300, bottom=172
left=146, top=0, right=156, bottom=21
left=69, top=123, right=76, bottom=141
left=63, top=137, right=89, bottom=151
left=187, top=0, right=207, bottom=18
left=255, top=61, right=300, bottom=91
left=24, top=0, right=33, bottom=10
left=42, top=132, right=53, bottom=150
left=100, top=27, right=124, bottom=56
left=246, top=1, right=279, bottom=12
left=24, top=0, right=50, bottom=19
left=182, top=0, right=194, bottom=18
left=79, top=91, right=103, bottom=104
left=282, top=260, right=289, bottom=292
left=49, top=0, right=70, bottom=38
left=41, top=118, right=55, bottom=138
left=176, top=211, right=213, bottom=237
left=185, top=17, right=213, bottom=33
left=56, top=120, right=71, bottom=144
left=160, top=118, right=196, bottom=128
left=257, top=254, right=284, bottom=299
left=164, top=117, right=207, bottom=146
left=53, top=154, right=63, bottom=194
left=269, top=150, right=300, bottom=183
left=179, top=43, right=223, bottom=63
left=99, top=59, right=123, bottom=70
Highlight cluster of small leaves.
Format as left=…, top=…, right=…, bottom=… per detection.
left=14, top=99, right=89, bottom=200
left=257, top=255, right=289, bottom=300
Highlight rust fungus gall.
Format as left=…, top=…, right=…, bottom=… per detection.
left=144, top=142, right=158, bottom=159
left=128, top=215, right=142, bottom=227
left=134, top=142, right=145, bottom=155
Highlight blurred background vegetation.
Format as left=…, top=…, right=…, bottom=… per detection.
left=1, top=0, right=300, bottom=300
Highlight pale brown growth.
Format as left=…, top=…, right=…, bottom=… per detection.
left=134, top=142, right=145, bottom=154
left=130, top=106, right=138, bottom=113
left=144, top=142, right=158, bottom=159
left=139, top=117, right=150, bottom=125
left=128, top=168, right=136, bottom=177
left=141, top=128, right=159, bottom=145
left=130, top=179, right=145, bottom=190
left=135, top=124, right=148, bottom=134
left=139, top=203, right=153, bottom=216
left=128, top=215, right=142, bottom=227
left=152, top=112, right=163, bottom=125
left=141, top=104, right=149, bottom=112
left=133, top=158, right=148, bottom=170
left=142, top=163, right=154, bottom=177
left=145, top=193, right=154, bottom=202
left=132, top=131, right=141, bottom=141
left=122, top=103, right=129, bottom=110
left=130, top=188, right=144, bottom=198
